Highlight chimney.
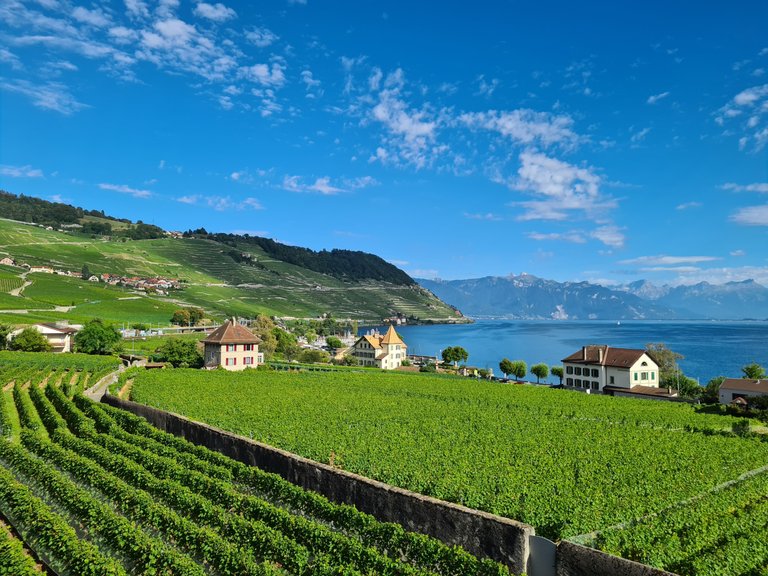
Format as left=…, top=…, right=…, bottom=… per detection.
left=598, top=347, right=604, bottom=363
left=582, top=346, right=587, bottom=361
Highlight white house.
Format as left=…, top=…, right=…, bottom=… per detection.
left=202, top=319, right=263, bottom=371
left=9, top=323, right=80, bottom=353
left=719, top=378, right=768, bottom=405
left=561, top=345, right=670, bottom=398
left=349, top=325, right=407, bottom=369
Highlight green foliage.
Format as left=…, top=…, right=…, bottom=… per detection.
left=81, top=264, right=91, bottom=279
left=0, top=324, right=12, bottom=350
left=702, top=376, right=726, bottom=404
left=326, top=336, right=343, bottom=349
left=499, top=358, right=513, bottom=377
left=132, top=368, right=768, bottom=552
left=171, top=308, right=191, bottom=326
left=155, top=339, right=203, bottom=368
left=419, top=362, right=436, bottom=373
left=0, top=521, right=39, bottom=575
left=250, top=315, right=276, bottom=357
left=9, top=328, right=51, bottom=352
left=81, top=221, right=112, bottom=235
left=742, top=362, right=766, bottom=379
left=509, top=360, right=527, bottom=380
left=551, top=366, right=564, bottom=384
left=530, top=363, right=549, bottom=383
left=298, top=349, right=330, bottom=364
left=645, top=342, right=684, bottom=382
left=442, top=346, right=469, bottom=366
left=74, top=319, right=122, bottom=355
left=122, top=221, right=165, bottom=240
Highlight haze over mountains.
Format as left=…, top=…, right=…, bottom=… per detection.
left=418, top=274, right=768, bottom=320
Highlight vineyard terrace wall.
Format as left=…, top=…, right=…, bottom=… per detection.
left=102, top=395, right=678, bottom=576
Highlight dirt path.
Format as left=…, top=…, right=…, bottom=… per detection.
left=9, top=271, right=31, bottom=296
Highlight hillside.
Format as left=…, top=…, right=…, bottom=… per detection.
left=0, top=217, right=460, bottom=325
left=418, top=274, right=681, bottom=320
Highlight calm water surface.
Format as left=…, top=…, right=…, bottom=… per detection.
left=373, top=320, right=768, bottom=384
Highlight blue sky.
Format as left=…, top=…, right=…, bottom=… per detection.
left=1, top=1, right=767, bottom=286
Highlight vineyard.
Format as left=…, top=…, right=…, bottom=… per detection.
left=131, top=369, right=768, bottom=575
left=0, top=352, right=512, bottom=576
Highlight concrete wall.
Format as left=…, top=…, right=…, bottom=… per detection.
left=103, top=395, right=680, bottom=576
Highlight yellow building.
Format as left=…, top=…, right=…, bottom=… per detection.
left=350, top=325, right=407, bottom=369
left=202, top=319, right=263, bottom=370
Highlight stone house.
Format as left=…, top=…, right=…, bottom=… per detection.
left=202, top=319, right=263, bottom=371
left=349, top=325, right=407, bottom=369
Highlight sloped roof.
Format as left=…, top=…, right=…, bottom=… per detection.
left=380, top=324, right=405, bottom=346
left=604, top=384, right=678, bottom=398
left=361, top=335, right=381, bottom=349
left=562, top=345, right=651, bottom=368
left=720, top=378, right=768, bottom=395
left=202, top=320, right=261, bottom=345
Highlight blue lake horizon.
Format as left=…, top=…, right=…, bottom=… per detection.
left=365, top=319, right=768, bottom=384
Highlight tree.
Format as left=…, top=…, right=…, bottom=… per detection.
left=531, top=363, right=549, bottom=384
left=551, top=366, right=564, bottom=385
left=0, top=324, right=11, bottom=350
left=499, top=358, right=514, bottom=378
left=155, top=339, right=203, bottom=368
left=9, top=328, right=51, bottom=352
left=299, top=349, right=330, bottom=364
left=742, top=363, right=766, bottom=379
left=187, top=308, right=205, bottom=325
left=675, top=375, right=701, bottom=399
left=305, top=330, right=317, bottom=345
left=645, top=343, right=684, bottom=383
left=442, top=346, right=469, bottom=367
left=81, top=264, right=91, bottom=280
left=702, top=376, right=726, bottom=404
left=171, top=309, right=191, bottom=326
left=419, top=362, right=436, bottom=373
left=326, top=336, right=343, bottom=350
left=73, top=319, right=122, bottom=355
left=250, top=315, right=277, bottom=358
left=509, top=360, right=527, bottom=381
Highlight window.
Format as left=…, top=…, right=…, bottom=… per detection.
left=591, top=369, right=599, bottom=378
left=244, top=344, right=254, bottom=351
left=575, top=367, right=582, bottom=376
left=591, top=381, right=599, bottom=390
left=225, top=357, right=236, bottom=366
left=651, top=373, right=655, bottom=380
left=566, top=366, right=573, bottom=374
left=610, top=376, right=615, bottom=384
left=634, top=372, right=638, bottom=381
left=575, top=379, right=582, bottom=387
left=641, top=372, right=648, bottom=381
left=226, top=344, right=236, bottom=352
left=566, top=378, right=573, bottom=385
left=244, top=356, right=253, bottom=365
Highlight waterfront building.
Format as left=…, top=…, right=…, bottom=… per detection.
left=349, top=325, right=408, bottom=369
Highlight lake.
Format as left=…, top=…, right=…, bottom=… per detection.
left=371, top=320, right=768, bottom=384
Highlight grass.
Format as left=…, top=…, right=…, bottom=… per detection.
left=0, top=219, right=458, bottom=324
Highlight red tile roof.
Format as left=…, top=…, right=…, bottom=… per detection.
left=562, top=345, right=650, bottom=368
left=720, top=378, right=768, bottom=395
left=202, top=320, right=261, bottom=345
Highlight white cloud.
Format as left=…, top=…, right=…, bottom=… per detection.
left=630, top=126, right=651, bottom=144
left=528, top=231, right=586, bottom=243
left=99, top=183, right=152, bottom=198
left=283, top=175, right=345, bottom=195
left=730, top=204, right=768, bottom=226
left=590, top=225, right=625, bottom=248
left=730, top=249, right=746, bottom=257
left=125, top=0, right=150, bottom=19
left=408, top=268, right=439, bottom=279
left=619, top=255, right=720, bottom=266
left=193, top=2, right=236, bottom=22
left=510, top=151, right=609, bottom=222
left=717, top=84, right=768, bottom=151
left=676, top=201, right=702, bottom=210
left=475, top=75, right=499, bottom=97
left=0, top=48, right=22, bottom=70
left=665, top=266, right=768, bottom=286
left=204, top=196, right=263, bottom=211
left=245, top=26, right=277, bottom=47
left=721, top=182, right=768, bottom=193
left=2, top=79, right=87, bottom=114
left=459, top=109, right=578, bottom=148
left=646, top=91, right=670, bottom=104
left=238, top=63, right=285, bottom=87
left=465, top=212, right=503, bottom=221
left=177, top=195, right=199, bottom=204
left=71, top=6, right=111, bottom=27
left=0, top=164, right=44, bottom=178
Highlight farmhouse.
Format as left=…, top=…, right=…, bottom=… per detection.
left=719, top=378, right=768, bottom=405
left=202, top=319, right=263, bottom=371
left=349, top=325, right=407, bottom=369
left=561, top=345, right=671, bottom=398
left=9, top=322, right=80, bottom=353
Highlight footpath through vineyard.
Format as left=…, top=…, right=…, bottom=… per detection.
left=0, top=353, right=515, bottom=576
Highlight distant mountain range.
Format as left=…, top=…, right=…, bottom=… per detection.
left=418, top=274, right=768, bottom=320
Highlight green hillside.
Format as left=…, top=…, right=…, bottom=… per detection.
left=0, top=218, right=460, bottom=326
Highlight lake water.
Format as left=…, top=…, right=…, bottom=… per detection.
left=371, top=320, right=768, bottom=384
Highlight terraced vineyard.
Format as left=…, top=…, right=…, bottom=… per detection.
left=131, top=369, right=768, bottom=575
left=0, top=353, right=512, bottom=576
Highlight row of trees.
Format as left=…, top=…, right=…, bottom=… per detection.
left=0, top=319, right=121, bottom=355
